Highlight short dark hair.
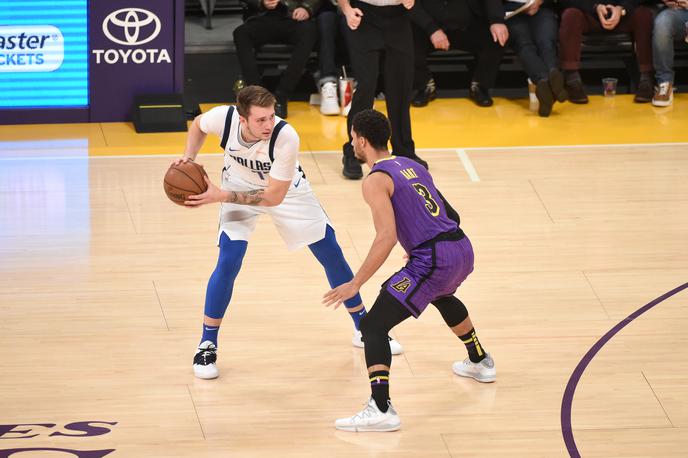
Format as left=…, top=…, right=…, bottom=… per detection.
left=236, top=85, right=276, bottom=118
left=352, top=109, right=391, bottom=150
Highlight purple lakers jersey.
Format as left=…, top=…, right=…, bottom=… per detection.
left=371, top=156, right=458, bottom=252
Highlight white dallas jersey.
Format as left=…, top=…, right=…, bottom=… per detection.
left=199, top=105, right=309, bottom=194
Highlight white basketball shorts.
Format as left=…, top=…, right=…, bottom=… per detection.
left=217, top=177, right=330, bottom=251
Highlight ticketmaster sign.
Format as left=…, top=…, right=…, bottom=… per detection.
left=0, top=0, right=182, bottom=123
left=0, top=1, right=88, bottom=108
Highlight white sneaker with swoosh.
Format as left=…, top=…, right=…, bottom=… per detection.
left=453, top=353, right=496, bottom=383
left=335, top=398, right=400, bottom=432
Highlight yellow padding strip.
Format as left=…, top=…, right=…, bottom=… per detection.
left=140, top=105, right=182, bottom=109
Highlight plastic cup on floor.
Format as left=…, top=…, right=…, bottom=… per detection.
left=602, top=78, right=618, bottom=97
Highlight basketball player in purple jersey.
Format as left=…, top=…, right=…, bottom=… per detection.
left=323, top=109, right=495, bottom=431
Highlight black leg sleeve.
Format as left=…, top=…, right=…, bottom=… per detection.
left=359, top=290, right=412, bottom=368
left=431, top=296, right=469, bottom=328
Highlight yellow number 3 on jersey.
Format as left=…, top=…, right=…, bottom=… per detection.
left=411, top=183, right=440, bottom=217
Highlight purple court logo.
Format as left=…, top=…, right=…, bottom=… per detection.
left=0, top=421, right=117, bottom=457
left=102, top=8, right=161, bottom=46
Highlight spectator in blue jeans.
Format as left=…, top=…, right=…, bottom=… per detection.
left=505, top=0, right=567, bottom=117
left=652, top=0, right=688, bottom=106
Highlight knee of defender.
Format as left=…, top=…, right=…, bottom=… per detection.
left=359, top=315, right=384, bottom=340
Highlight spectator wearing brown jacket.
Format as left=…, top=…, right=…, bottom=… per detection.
left=558, top=0, right=654, bottom=103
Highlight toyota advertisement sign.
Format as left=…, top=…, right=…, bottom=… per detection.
left=89, top=1, right=182, bottom=122
left=0, top=0, right=184, bottom=124
left=93, top=8, right=171, bottom=65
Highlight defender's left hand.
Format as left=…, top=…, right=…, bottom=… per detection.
left=323, top=281, right=360, bottom=309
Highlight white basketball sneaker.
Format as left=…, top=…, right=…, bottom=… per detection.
left=452, top=353, right=496, bottom=383
left=320, top=81, right=340, bottom=115
left=352, top=330, right=404, bottom=355
left=193, top=340, right=219, bottom=380
left=335, top=397, right=401, bottom=432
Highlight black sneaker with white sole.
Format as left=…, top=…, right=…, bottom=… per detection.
left=193, top=341, right=219, bottom=379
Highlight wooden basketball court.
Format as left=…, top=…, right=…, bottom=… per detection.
left=0, top=96, right=686, bottom=457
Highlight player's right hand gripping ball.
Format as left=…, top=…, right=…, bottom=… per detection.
left=164, top=161, right=208, bottom=206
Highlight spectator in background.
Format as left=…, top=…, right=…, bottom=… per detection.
left=558, top=0, right=654, bottom=104
left=652, top=0, right=688, bottom=106
left=316, top=0, right=348, bottom=115
left=338, top=0, right=428, bottom=180
left=234, top=0, right=320, bottom=118
left=409, top=0, right=508, bottom=108
left=505, top=0, right=567, bottom=117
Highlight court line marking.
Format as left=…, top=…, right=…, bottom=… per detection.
left=1, top=141, right=687, bottom=161
left=456, top=149, right=480, bottom=182
left=560, top=282, right=688, bottom=458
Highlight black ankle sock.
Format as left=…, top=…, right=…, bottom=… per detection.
left=459, top=328, right=486, bottom=363
left=639, top=72, right=653, bottom=82
left=369, top=370, right=390, bottom=413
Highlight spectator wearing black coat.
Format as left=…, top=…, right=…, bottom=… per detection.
left=409, top=0, right=509, bottom=107
left=233, top=0, right=321, bottom=117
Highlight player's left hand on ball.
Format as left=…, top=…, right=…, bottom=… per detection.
left=185, top=176, right=222, bottom=207
left=323, top=281, right=359, bottom=309
left=171, top=156, right=192, bottom=166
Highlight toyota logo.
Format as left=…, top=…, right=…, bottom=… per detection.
left=102, top=8, right=161, bottom=46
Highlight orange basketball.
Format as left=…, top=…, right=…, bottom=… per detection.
left=163, top=161, right=208, bottom=206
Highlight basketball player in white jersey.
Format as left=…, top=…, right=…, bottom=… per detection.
left=174, top=85, right=402, bottom=379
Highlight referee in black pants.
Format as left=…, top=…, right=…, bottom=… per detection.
left=339, top=0, right=428, bottom=179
